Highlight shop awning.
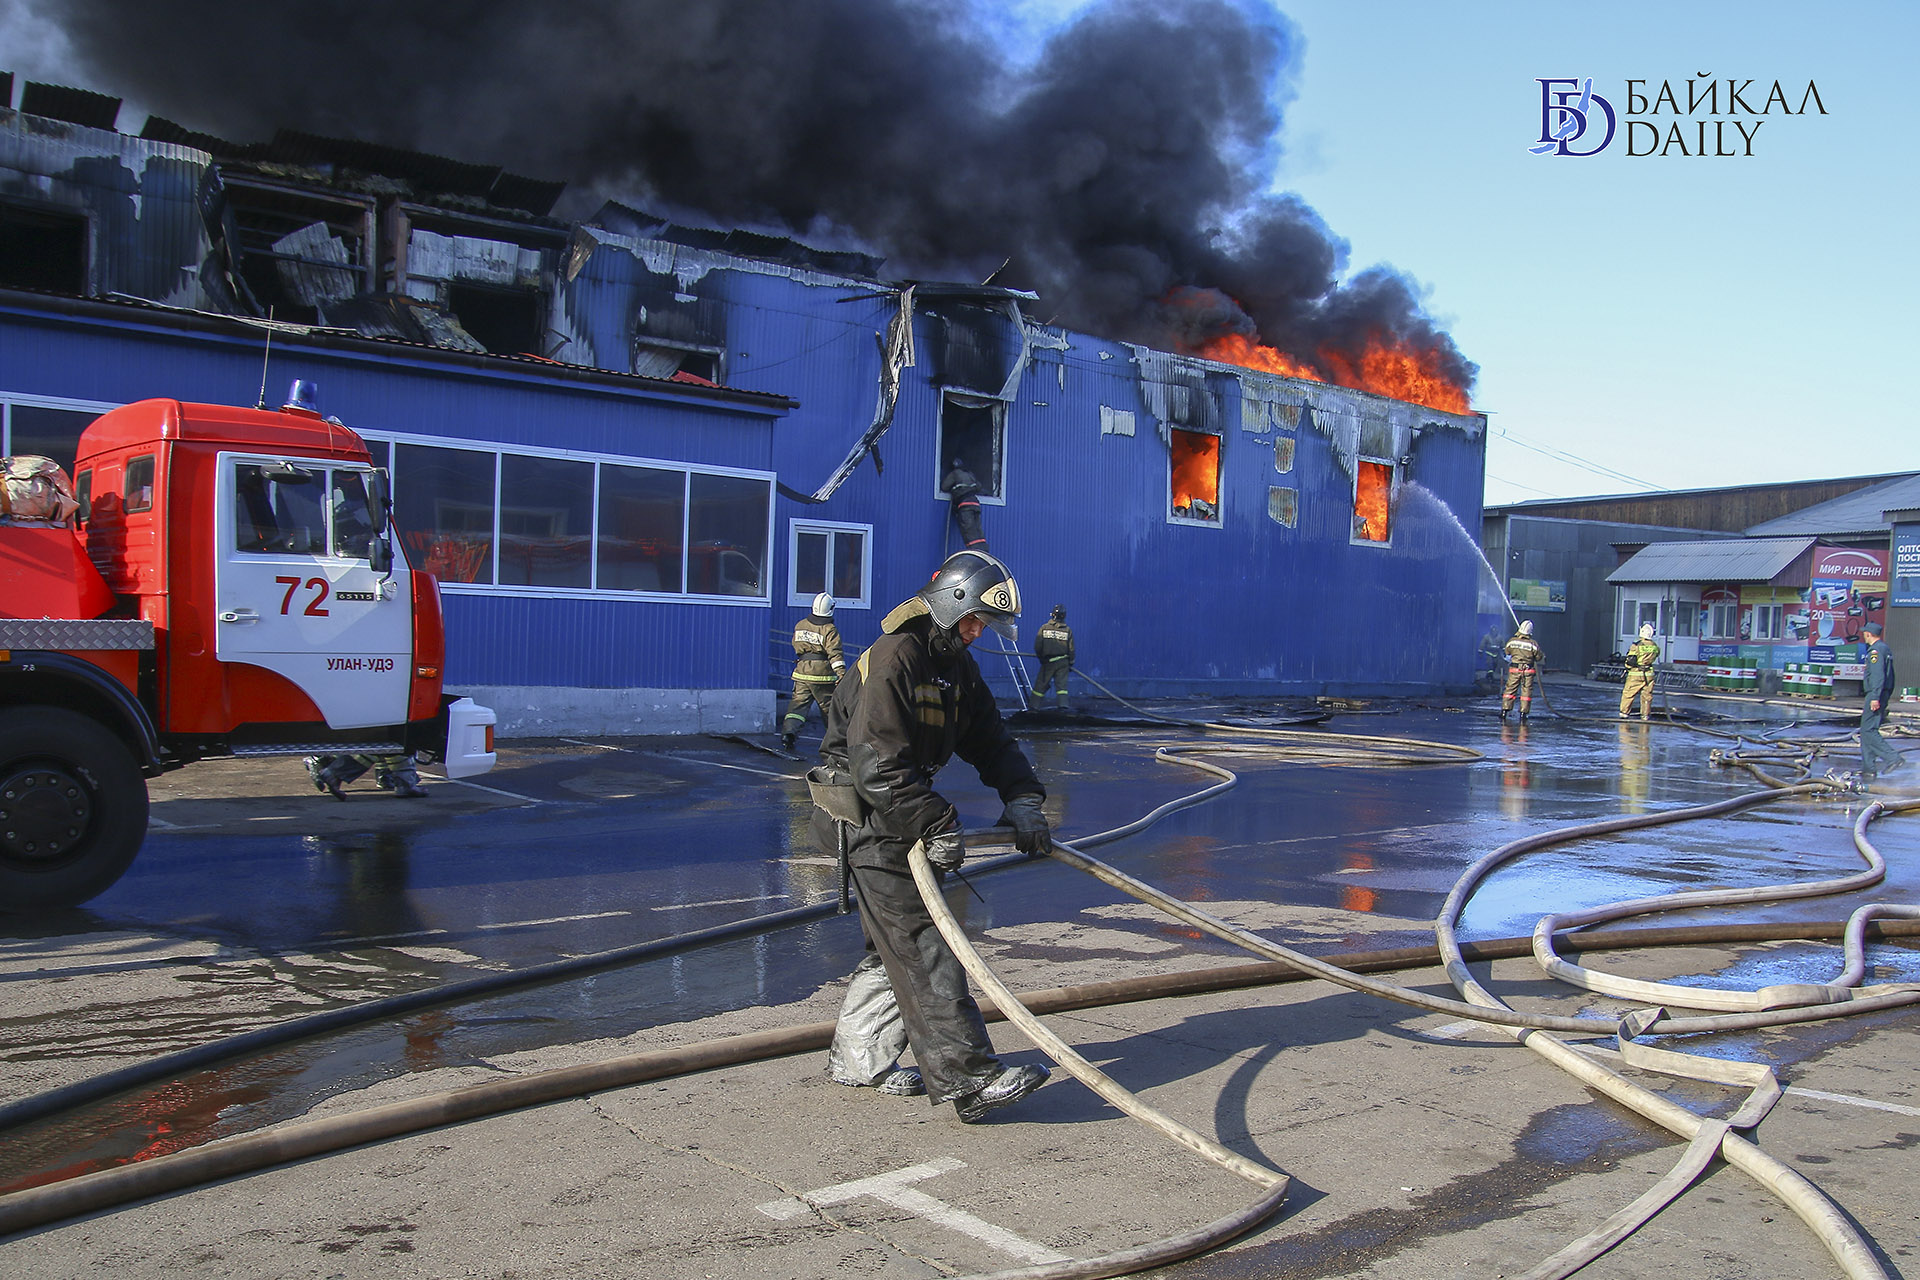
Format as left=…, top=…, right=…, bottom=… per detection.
left=1607, top=537, right=1817, bottom=585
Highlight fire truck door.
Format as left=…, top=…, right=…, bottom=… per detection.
left=215, top=455, right=411, bottom=729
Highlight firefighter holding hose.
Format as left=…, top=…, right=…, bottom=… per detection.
left=1501, top=620, right=1543, bottom=721
left=1620, top=622, right=1660, bottom=721
left=815, top=550, right=1053, bottom=1122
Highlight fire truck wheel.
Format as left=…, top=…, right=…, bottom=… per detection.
left=0, top=707, right=150, bottom=911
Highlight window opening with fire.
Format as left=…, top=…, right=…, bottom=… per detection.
left=1168, top=427, right=1221, bottom=526
left=1352, top=458, right=1394, bottom=545
left=937, top=394, right=1004, bottom=502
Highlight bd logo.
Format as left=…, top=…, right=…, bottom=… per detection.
left=1530, top=78, right=1616, bottom=156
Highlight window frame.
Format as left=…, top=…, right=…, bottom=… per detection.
left=362, top=428, right=775, bottom=606
left=1349, top=456, right=1396, bottom=548
left=787, top=518, right=873, bottom=611
left=1166, top=424, right=1224, bottom=529
left=1, top=393, right=121, bottom=475
left=933, top=392, right=1008, bottom=507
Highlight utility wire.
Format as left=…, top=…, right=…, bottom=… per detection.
left=1490, top=425, right=1661, bottom=492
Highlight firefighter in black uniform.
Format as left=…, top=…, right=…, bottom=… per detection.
left=1032, top=604, right=1075, bottom=708
left=783, top=592, right=845, bottom=751
left=817, top=550, right=1053, bottom=1121
left=941, top=460, right=989, bottom=552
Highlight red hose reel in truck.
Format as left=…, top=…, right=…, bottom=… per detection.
left=0, top=383, right=496, bottom=909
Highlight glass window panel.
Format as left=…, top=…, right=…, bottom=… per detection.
left=233, top=461, right=323, bottom=552
left=123, top=455, right=156, bottom=514
left=497, top=454, right=593, bottom=588
left=832, top=530, right=864, bottom=601
left=687, top=472, right=769, bottom=597
left=75, top=470, right=92, bottom=523
left=597, top=464, right=684, bottom=593
left=10, top=405, right=102, bottom=477
left=395, top=444, right=496, bottom=584
left=328, top=470, right=377, bottom=560
left=794, top=530, right=827, bottom=598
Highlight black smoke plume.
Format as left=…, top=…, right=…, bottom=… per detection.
left=39, top=0, right=1474, bottom=389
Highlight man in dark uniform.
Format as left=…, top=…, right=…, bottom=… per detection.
left=817, top=549, right=1053, bottom=1122
left=941, top=460, right=989, bottom=552
left=783, top=592, right=845, bottom=752
left=1858, top=620, right=1906, bottom=784
left=1032, top=604, right=1075, bottom=708
left=1501, top=620, right=1543, bottom=721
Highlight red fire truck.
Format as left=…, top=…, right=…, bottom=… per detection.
left=1, top=383, right=496, bottom=909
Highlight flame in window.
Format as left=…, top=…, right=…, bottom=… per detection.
left=1169, top=429, right=1220, bottom=521
left=1354, top=460, right=1392, bottom=542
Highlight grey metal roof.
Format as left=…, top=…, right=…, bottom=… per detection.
left=1744, top=473, right=1920, bottom=537
left=1607, top=538, right=1816, bottom=584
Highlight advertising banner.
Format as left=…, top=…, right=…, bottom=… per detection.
left=1894, top=524, right=1920, bottom=608
left=1807, top=546, right=1888, bottom=640
left=1508, top=577, right=1566, bottom=612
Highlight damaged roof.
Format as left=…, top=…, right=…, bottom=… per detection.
left=140, top=118, right=566, bottom=218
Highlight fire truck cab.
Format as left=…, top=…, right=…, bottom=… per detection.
left=1, top=384, right=495, bottom=909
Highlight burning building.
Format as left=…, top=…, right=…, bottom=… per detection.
left=0, top=57, right=1487, bottom=731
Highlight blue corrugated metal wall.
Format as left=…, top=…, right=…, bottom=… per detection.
left=703, top=264, right=1487, bottom=697
left=5, top=235, right=1487, bottom=706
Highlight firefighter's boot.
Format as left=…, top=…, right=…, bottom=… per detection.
left=781, top=732, right=797, bottom=752
left=305, top=755, right=352, bottom=801
left=376, top=758, right=429, bottom=799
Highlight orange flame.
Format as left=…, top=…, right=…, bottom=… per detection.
left=1169, top=428, right=1220, bottom=516
left=1321, top=339, right=1471, bottom=415
left=1196, top=331, right=1470, bottom=415
left=1194, top=332, right=1323, bottom=383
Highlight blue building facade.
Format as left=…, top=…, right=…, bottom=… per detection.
left=2, top=104, right=1487, bottom=733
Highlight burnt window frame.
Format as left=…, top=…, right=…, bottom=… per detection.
left=392, top=203, right=567, bottom=358
left=1350, top=456, right=1397, bottom=548
left=218, top=176, right=377, bottom=324
left=0, top=197, right=91, bottom=295
left=1166, top=425, right=1224, bottom=529
left=934, top=392, right=1007, bottom=506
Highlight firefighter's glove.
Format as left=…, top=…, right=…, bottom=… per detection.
left=1000, top=794, right=1052, bottom=858
left=924, top=826, right=967, bottom=873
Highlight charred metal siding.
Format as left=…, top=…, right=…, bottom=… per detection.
left=0, top=110, right=215, bottom=307
left=0, top=299, right=788, bottom=729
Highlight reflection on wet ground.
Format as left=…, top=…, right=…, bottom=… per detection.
left=2, top=684, right=1914, bottom=1193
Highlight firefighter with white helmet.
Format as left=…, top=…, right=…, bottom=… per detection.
left=782, top=592, right=845, bottom=752
left=1501, top=619, right=1543, bottom=721
left=814, top=549, right=1052, bottom=1122
left=1620, top=622, right=1660, bottom=720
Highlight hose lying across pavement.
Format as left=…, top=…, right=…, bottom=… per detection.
left=2, top=709, right=1917, bottom=1280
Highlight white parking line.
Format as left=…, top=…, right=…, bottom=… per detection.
left=1785, top=1087, right=1920, bottom=1118
left=651, top=895, right=786, bottom=912
left=758, top=1159, right=1067, bottom=1265
left=564, top=737, right=803, bottom=781
left=419, top=772, right=544, bottom=804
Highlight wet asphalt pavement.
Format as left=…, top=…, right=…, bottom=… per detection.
left=2, top=679, right=1918, bottom=1277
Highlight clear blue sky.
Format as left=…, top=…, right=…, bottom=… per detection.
left=7, top=0, right=1914, bottom=506
left=1243, top=0, right=1918, bottom=505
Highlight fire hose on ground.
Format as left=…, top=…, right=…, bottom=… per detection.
left=1, top=724, right=1917, bottom=1280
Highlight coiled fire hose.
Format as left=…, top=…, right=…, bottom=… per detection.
left=3, top=722, right=1916, bottom=1280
